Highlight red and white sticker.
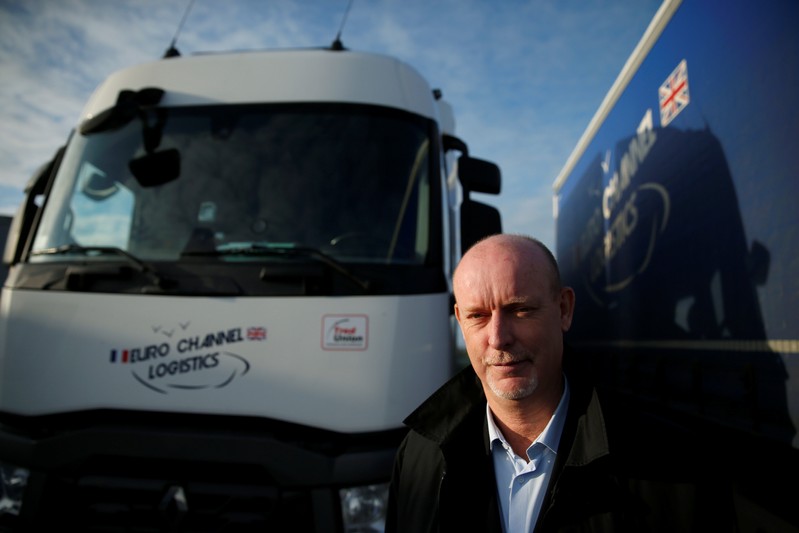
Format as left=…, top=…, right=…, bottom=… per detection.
left=322, top=314, right=368, bottom=350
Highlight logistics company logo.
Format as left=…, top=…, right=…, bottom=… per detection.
left=659, top=59, right=689, bottom=127
left=322, top=315, right=368, bottom=351
left=109, top=323, right=267, bottom=393
left=578, top=122, right=671, bottom=305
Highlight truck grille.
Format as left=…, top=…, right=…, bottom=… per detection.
left=30, top=458, right=317, bottom=531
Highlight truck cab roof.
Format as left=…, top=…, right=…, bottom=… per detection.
left=80, top=48, right=443, bottom=125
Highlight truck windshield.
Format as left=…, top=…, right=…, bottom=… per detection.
left=31, top=103, right=435, bottom=266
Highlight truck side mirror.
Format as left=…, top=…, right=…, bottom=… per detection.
left=461, top=200, right=502, bottom=253
left=458, top=156, right=501, bottom=195
left=457, top=155, right=502, bottom=253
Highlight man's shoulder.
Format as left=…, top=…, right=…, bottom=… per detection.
left=402, top=365, right=486, bottom=446
left=595, top=387, right=726, bottom=480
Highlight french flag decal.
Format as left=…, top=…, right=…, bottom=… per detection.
left=110, top=350, right=130, bottom=363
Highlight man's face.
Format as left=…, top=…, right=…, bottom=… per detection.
left=454, top=239, right=574, bottom=402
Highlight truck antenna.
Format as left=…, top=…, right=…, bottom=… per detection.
left=331, top=0, right=354, bottom=51
left=164, top=0, right=195, bottom=58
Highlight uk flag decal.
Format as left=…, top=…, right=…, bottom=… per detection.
left=247, top=327, right=267, bottom=341
left=659, top=59, right=690, bottom=126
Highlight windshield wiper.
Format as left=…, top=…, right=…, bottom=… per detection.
left=31, top=244, right=171, bottom=288
left=184, top=244, right=371, bottom=292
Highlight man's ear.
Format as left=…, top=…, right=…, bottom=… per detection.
left=559, top=287, right=576, bottom=332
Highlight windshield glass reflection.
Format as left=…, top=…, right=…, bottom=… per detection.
left=32, top=104, right=433, bottom=265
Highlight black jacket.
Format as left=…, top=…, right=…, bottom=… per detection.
left=386, top=363, right=736, bottom=532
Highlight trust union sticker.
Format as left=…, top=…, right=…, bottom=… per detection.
left=322, top=314, right=368, bottom=351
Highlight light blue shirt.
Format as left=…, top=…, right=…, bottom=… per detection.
left=487, top=378, right=570, bottom=533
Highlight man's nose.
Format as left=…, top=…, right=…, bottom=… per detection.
left=487, top=313, right=512, bottom=349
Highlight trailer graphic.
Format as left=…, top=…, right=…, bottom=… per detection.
left=553, top=0, right=798, bottom=529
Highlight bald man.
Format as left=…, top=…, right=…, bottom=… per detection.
left=386, top=234, right=735, bottom=533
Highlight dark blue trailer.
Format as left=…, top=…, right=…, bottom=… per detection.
left=553, top=0, right=798, bottom=530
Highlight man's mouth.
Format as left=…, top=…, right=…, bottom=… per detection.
left=488, top=357, right=531, bottom=369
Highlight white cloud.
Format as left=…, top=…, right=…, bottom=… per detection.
left=0, top=0, right=663, bottom=250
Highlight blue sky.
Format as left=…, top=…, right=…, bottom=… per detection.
left=0, top=0, right=662, bottom=251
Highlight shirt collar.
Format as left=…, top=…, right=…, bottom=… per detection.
left=487, top=376, right=571, bottom=456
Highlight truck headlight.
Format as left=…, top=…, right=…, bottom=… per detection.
left=339, top=482, right=388, bottom=532
left=0, top=463, right=29, bottom=516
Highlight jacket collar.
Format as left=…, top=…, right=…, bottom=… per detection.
left=403, top=354, right=611, bottom=466
left=403, top=365, right=485, bottom=447
left=559, top=386, right=610, bottom=468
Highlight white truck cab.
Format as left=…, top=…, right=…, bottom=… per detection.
left=0, top=46, right=501, bottom=530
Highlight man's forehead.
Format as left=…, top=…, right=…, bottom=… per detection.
left=454, top=268, right=543, bottom=304
left=456, top=251, right=539, bottom=285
